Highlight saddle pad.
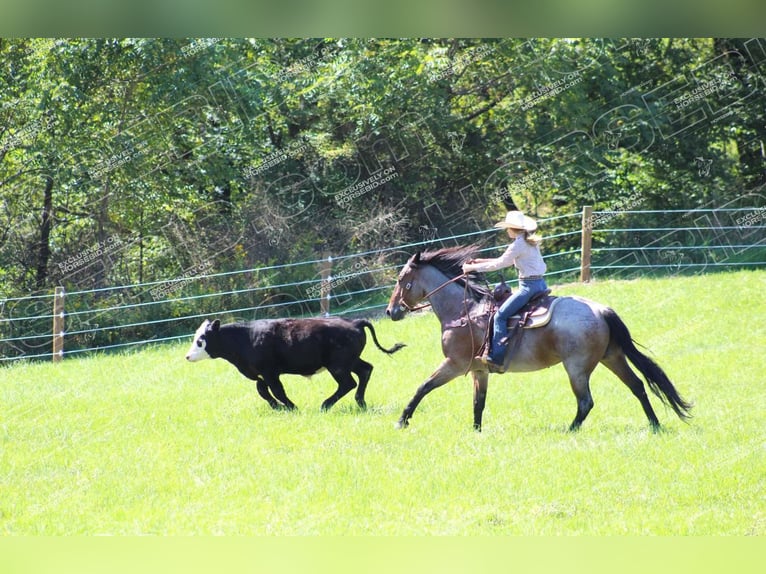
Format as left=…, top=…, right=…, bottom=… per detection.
left=508, top=296, right=561, bottom=330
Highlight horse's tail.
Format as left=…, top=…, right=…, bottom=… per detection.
left=601, top=308, right=693, bottom=421
left=358, top=320, right=406, bottom=354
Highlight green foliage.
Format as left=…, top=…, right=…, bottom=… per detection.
left=1, top=38, right=764, bottom=345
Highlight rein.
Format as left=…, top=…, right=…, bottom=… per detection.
left=399, top=270, right=487, bottom=375
left=401, top=273, right=467, bottom=313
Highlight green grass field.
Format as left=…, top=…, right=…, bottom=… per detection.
left=1, top=271, right=764, bottom=535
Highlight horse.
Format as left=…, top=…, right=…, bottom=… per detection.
left=385, top=245, right=693, bottom=431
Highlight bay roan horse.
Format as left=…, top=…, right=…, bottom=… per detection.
left=385, top=245, right=693, bottom=431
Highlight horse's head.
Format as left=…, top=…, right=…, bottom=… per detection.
left=386, top=252, right=428, bottom=321
left=386, top=246, right=489, bottom=321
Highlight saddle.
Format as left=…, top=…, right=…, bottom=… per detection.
left=482, top=285, right=559, bottom=359
left=493, top=284, right=558, bottom=330
left=441, top=281, right=559, bottom=368
left=443, top=282, right=559, bottom=339
left=492, top=288, right=559, bottom=332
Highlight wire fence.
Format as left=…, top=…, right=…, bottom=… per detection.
left=1, top=206, right=764, bottom=363
left=588, top=206, right=766, bottom=277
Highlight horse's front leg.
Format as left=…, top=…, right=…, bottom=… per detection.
left=396, top=358, right=464, bottom=429
left=472, top=370, right=489, bottom=431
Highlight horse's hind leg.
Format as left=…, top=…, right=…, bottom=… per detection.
left=563, top=361, right=595, bottom=431
left=601, top=352, right=660, bottom=429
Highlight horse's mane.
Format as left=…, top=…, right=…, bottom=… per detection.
left=411, top=244, right=491, bottom=302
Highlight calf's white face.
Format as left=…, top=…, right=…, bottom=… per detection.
left=185, top=319, right=212, bottom=362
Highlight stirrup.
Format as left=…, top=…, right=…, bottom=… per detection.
left=473, top=355, right=505, bottom=373
left=486, top=358, right=505, bottom=373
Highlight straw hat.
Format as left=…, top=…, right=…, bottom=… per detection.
left=494, top=211, right=538, bottom=232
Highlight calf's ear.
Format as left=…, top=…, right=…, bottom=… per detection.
left=210, top=319, right=221, bottom=331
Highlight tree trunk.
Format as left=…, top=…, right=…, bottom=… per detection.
left=35, top=175, right=54, bottom=289
left=94, top=179, right=110, bottom=289
left=138, top=207, right=144, bottom=285
left=716, top=38, right=766, bottom=188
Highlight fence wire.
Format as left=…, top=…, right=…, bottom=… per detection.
left=1, top=208, right=763, bottom=363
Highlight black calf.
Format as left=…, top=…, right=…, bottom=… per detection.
left=186, top=317, right=405, bottom=410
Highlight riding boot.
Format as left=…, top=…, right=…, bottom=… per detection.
left=499, top=326, right=518, bottom=347
left=488, top=317, right=510, bottom=364
left=474, top=330, right=508, bottom=372
left=487, top=339, right=507, bottom=369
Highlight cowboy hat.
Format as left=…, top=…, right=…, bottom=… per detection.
left=494, top=211, right=538, bottom=232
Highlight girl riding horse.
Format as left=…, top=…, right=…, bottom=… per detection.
left=462, top=211, right=547, bottom=371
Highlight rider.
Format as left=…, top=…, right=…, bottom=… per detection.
left=462, top=211, right=547, bottom=371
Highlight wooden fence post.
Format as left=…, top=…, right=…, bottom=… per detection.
left=320, top=255, right=332, bottom=316
left=52, top=286, right=65, bottom=362
left=580, top=206, right=593, bottom=283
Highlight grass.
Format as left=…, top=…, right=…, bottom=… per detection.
left=1, top=270, right=764, bottom=534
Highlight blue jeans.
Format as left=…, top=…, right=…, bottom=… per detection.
left=489, top=278, right=548, bottom=363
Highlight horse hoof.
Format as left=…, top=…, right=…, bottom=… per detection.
left=395, top=419, right=409, bottom=430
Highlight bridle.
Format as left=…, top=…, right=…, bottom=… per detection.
left=398, top=272, right=468, bottom=313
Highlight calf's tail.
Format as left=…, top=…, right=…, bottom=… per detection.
left=358, top=320, right=406, bottom=354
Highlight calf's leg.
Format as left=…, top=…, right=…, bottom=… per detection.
left=255, top=378, right=281, bottom=410
left=351, top=358, right=374, bottom=409
left=235, top=366, right=287, bottom=411
left=262, top=373, right=297, bottom=410
left=322, top=368, right=358, bottom=411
